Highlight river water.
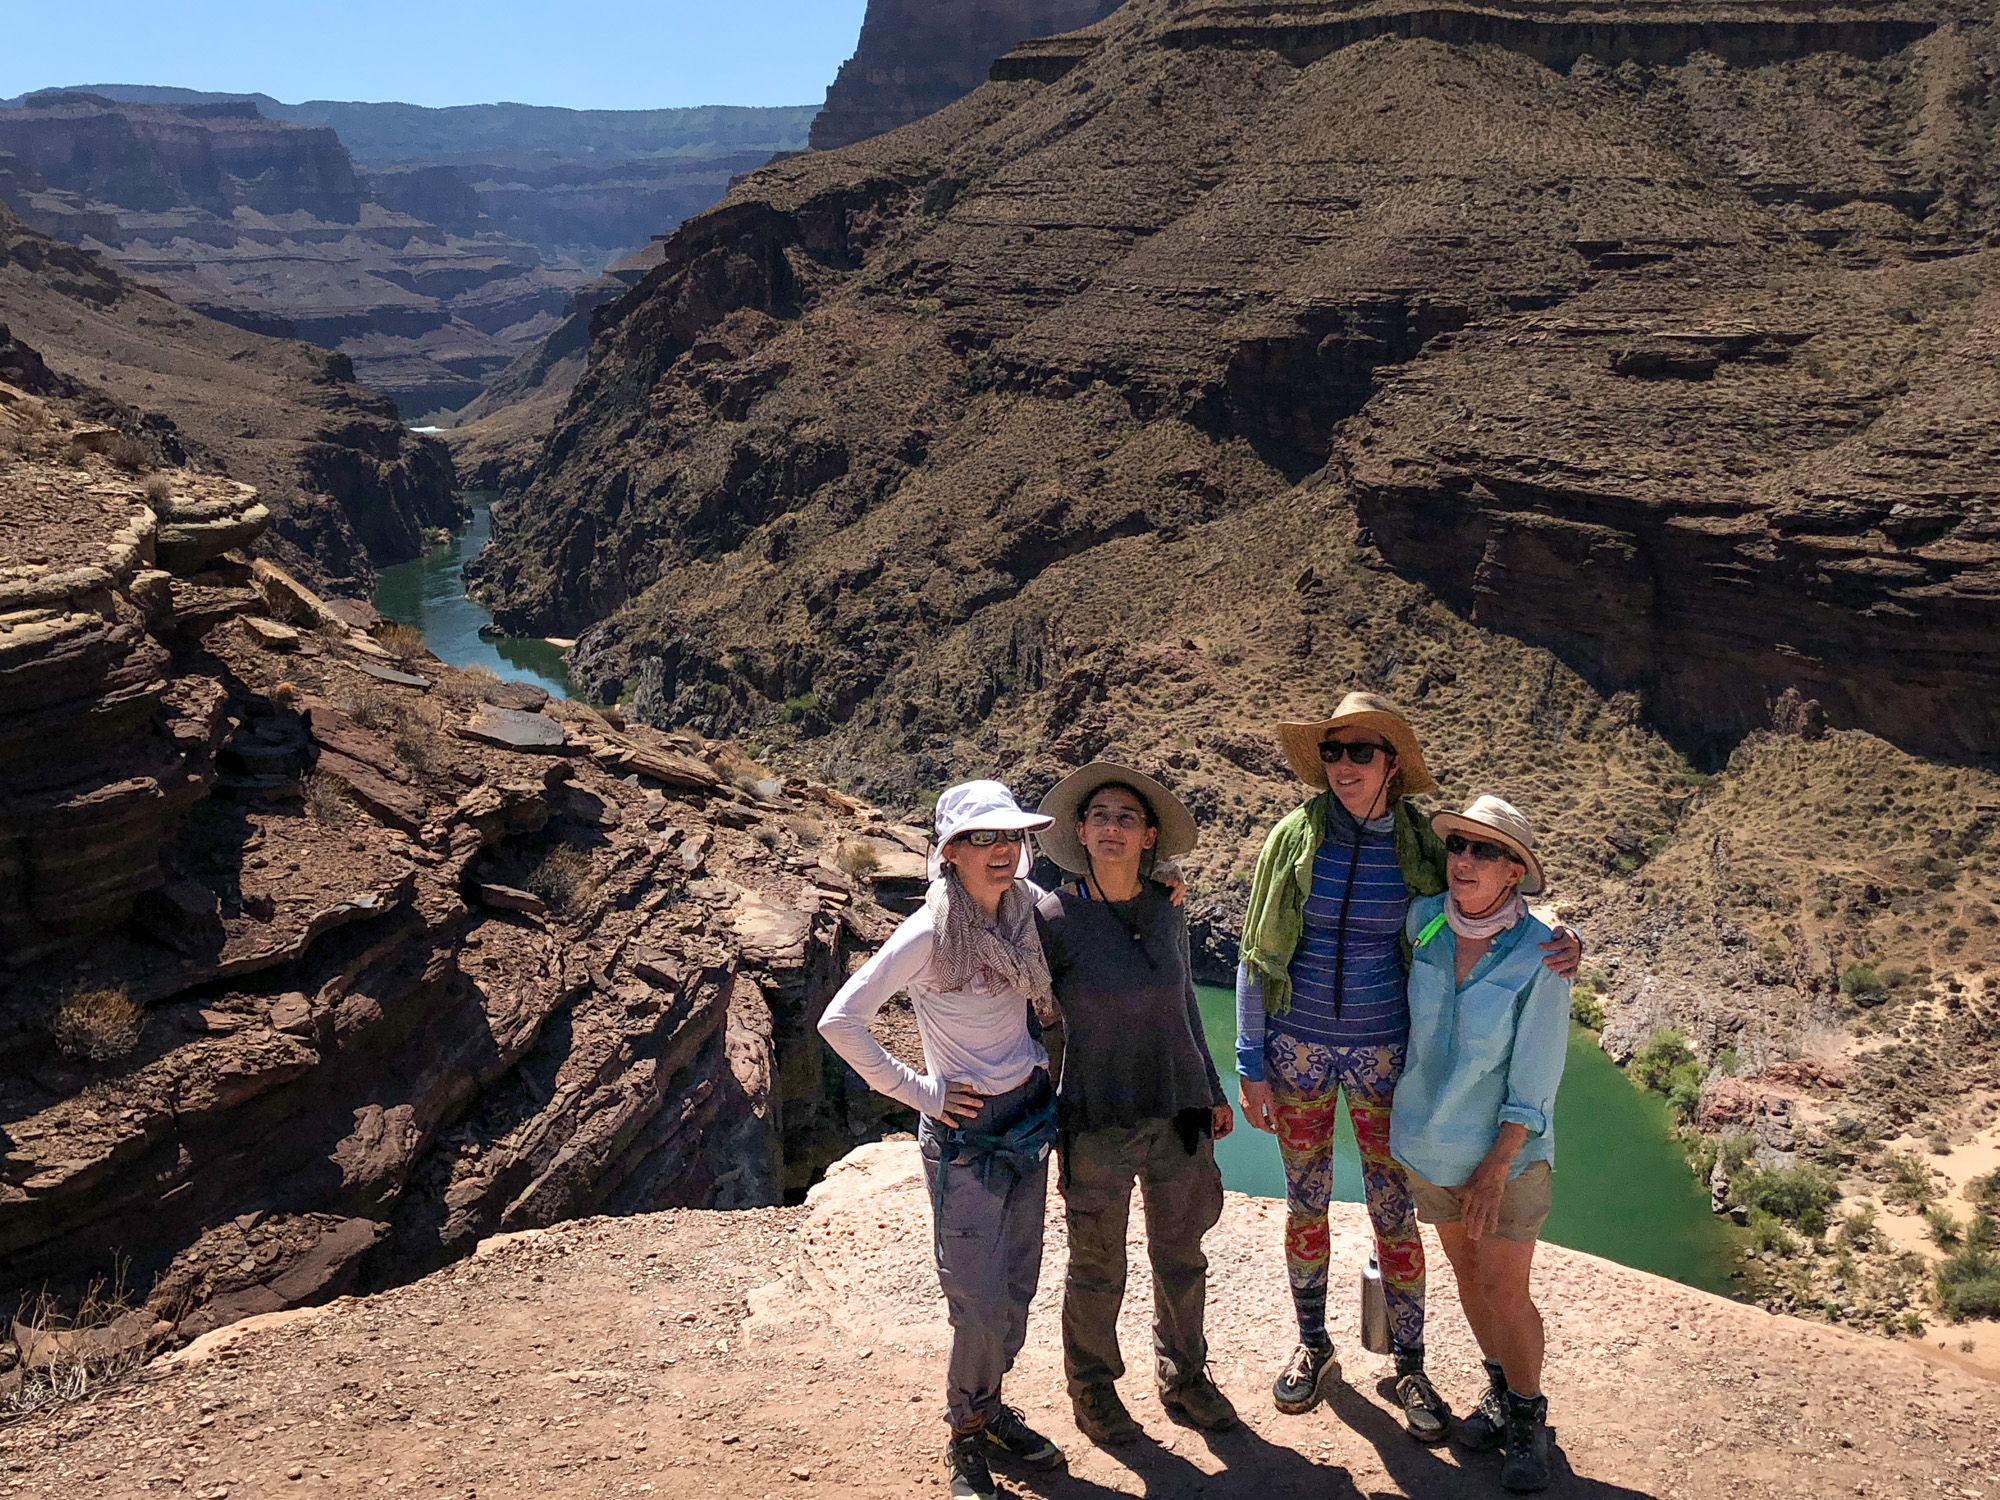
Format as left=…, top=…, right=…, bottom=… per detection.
left=371, top=499, right=573, bottom=699
left=372, top=500, right=1741, bottom=1297
left=1196, top=985, right=1740, bottom=1295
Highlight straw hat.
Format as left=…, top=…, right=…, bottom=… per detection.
left=1274, top=691, right=1436, bottom=795
left=1431, top=794, right=1546, bottom=896
left=927, top=779, right=1053, bottom=880
left=1036, top=762, right=1198, bottom=876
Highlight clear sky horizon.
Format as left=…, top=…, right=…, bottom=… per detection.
left=2, top=1, right=872, bottom=111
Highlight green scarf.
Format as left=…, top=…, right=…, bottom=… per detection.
left=1239, top=792, right=1449, bottom=1016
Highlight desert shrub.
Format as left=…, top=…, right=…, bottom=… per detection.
left=5, top=1271, right=146, bottom=1415
left=1631, top=1028, right=1695, bottom=1092
left=1839, top=1203, right=1879, bottom=1250
left=783, top=692, right=820, bottom=723
left=836, top=840, right=881, bottom=878
left=378, top=621, right=426, bottom=660
left=1748, top=1208, right=1794, bottom=1255
left=1925, top=1207, right=1962, bottom=1248
left=524, top=845, right=597, bottom=915
left=1732, top=1164, right=1837, bottom=1235
left=304, top=768, right=356, bottom=822
left=1965, top=1168, right=2000, bottom=1210
left=50, top=987, right=144, bottom=1061
left=106, top=434, right=150, bottom=473
left=142, top=473, right=174, bottom=503
left=1840, top=965, right=1886, bottom=1002
left=1720, top=1131, right=1756, bottom=1175
left=1713, top=1046, right=1739, bottom=1078
left=1570, top=989, right=1605, bottom=1029
left=1884, top=1151, right=1935, bottom=1207
left=1935, top=1235, right=2000, bottom=1321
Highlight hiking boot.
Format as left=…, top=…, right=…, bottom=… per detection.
left=945, top=1429, right=998, bottom=1500
left=1161, top=1369, right=1240, bottom=1432
left=1072, top=1383, right=1142, bottom=1446
left=1452, top=1358, right=1509, bottom=1451
left=979, top=1404, right=1065, bottom=1471
left=1499, top=1391, right=1553, bottom=1493
left=1272, top=1342, right=1341, bottom=1415
left=1392, top=1349, right=1451, bottom=1446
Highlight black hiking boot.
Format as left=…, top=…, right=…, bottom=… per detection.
left=1499, top=1391, right=1554, bottom=1493
left=945, top=1428, right=998, bottom=1500
left=1452, top=1358, right=1509, bottom=1451
left=1272, top=1341, right=1341, bottom=1415
left=1392, top=1345, right=1451, bottom=1445
left=979, top=1404, right=1065, bottom=1471
left=1072, top=1383, right=1142, bottom=1446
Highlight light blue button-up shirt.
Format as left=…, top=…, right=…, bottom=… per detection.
left=1390, top=894, right=1571, bottom=1189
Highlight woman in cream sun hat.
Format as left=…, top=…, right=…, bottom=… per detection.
left=1232, top=692, right=1578, bottom=1445
left=1391, top=793, right=1569, bottom=1491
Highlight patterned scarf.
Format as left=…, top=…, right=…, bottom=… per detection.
left=1446, top=889, right=1528, bottom=941
left=927, top=868, right=1058, bottom=1027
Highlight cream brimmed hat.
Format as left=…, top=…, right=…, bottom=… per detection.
left=928, top=779, right=1053, bottom=880
left=1431, top=794, right=1546, bottom=896
left=1036, top=762, right=1197, bottom=876
left=1275, top=691, right=1436, bottom=795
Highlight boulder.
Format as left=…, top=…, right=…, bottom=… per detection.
left=455, top=704, right=570, bottom=752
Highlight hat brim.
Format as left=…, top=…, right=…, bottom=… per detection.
left=926, top=808, right=1053, bottom=881
left=1275, top=709, right=1436, bottom=795
left=1036, top=762, right=1197, bottom=876
left=1431, top=811, right=1546, bottom=896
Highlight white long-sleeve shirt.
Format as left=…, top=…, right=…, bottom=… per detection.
left=816, top=903, right=1048, bottom=1120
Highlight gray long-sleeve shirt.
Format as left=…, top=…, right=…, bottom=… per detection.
left=1035, top=880, right=1225, bottom=1134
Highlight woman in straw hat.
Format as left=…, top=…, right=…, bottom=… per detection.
left=818, top=780, right=1070, bottom=1500
left=1393, top=794, right=1571, bottom=1492
left=1233, top=692, right=1578, bottom=1443
left=1033, top=763, right=1238, bottom=1446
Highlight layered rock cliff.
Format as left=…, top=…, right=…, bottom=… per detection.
left=0, top=204, right=458, bottom=588
left=809, top=0, right=1127, bottom=149
left=0, top=442, right=926, bottom=1340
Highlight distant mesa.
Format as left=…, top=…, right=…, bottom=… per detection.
left=809, top=0, right=1126, bottom=151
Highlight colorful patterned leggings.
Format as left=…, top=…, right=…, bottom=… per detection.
left=1268, top=1034, right=1426, bottom=1353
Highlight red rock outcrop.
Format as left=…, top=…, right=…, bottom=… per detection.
left=809, top=0, right=1126, bottom=150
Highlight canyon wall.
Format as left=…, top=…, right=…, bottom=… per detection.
left=809, top=0, right=1127, bottom=150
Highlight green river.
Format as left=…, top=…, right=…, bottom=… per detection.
left=374, top=499, right=1742, bottom=1298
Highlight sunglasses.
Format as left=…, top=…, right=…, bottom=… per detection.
left=1319, top=740, right=1393, bottom=765
left=1445, top=833, right=1524, bottom=865
left=953, top=828, right=1028, bottom=848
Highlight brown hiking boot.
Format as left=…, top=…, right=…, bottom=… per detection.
left=1161, top=1369, right=1239, bottom=1432
left=1072, top=1383, right=1141, bottom=1446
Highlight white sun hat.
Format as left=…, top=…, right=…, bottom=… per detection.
left=927, top=779, right=1053, bottom=880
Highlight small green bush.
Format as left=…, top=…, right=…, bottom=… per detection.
left=1570, top=990, right=1605, bottom=1029
left=1631, top=1028, right=1695, bottom=1092
left=1666, top=1062, right=1704, bottom=1122
left=1720, top=1131, right=1756, bottom=1175
left=1732, top=1164, right=1838, bottom=1236
left=1838, top=1203, right=1878, bottom=1249
left=783, top=692, right=820, bottom=723
left=1884, top=1152, right=1935, bottom=1207
left=1966, top=1168, right=2000, bottom=1210
left=1936, top=1232, right=2000, bottom=1321
left=1748, top=1208, right=1794, bottom=1255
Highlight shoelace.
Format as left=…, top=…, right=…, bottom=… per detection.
left=1284, top=1345, right=1325, bottom=1383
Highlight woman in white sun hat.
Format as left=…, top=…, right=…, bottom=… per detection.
left=817, top=780, right=1069, bottom=1500
left=1392, top=793, right=1572, bottom=1494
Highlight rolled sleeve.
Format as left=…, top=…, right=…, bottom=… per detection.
left=1500, top=963, right=1572, bottom=1140
left=1234, top=962, right=1266, bottom=1082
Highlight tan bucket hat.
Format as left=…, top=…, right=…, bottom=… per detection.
left=1275, top=691, right=1436, bottom=795
left=1037, top=762, right=1198, bottom=876
left=1431, top=794, right=1546, bottom=896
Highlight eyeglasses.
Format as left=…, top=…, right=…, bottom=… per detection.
left=953, top=828, right=1027, bottom=848
left=1084, top=808, right=1148, bottom=831
left=1445, top=833, right=1523, bottom=865
left=1319, top=740, right=1392, bottom=765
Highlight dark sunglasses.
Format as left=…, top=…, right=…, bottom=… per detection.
left=1445, top=833, right=1523, bottom=866
left=953, top=828, right=1027, bottom=848
left=1319, top=740, right=1393, bottom=765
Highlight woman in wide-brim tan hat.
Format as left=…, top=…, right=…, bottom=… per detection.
left=1230, top=691, right=1578, bottom=1444
left=1037, top=762, right=1197, bottom=880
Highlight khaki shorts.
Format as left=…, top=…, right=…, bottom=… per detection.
left=1403, top=1159, right=1552, bottom=1244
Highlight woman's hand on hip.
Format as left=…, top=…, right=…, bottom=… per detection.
left=933, top=1081, right=987, bottom=1127
left=1211, top=1103, right=1235, bottom=1141
left=1539, top=923, right=1583, bottom=980
left=1238, top=1078, right=1277, bottom=1135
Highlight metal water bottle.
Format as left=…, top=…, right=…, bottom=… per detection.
left=1360, top=1250, right=1391, bottom=1354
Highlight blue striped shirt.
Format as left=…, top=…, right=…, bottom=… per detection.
left=1236, top=817, right=1412, bottom=1078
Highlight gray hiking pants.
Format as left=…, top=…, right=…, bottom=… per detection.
left=918, top=1073, right=1051, bottom=1433
left=1060, top=1114, right=1224, bottom=1396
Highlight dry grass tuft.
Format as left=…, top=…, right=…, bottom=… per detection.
left=378, top=621, right=427, bottom=660
left=304, top=768, right=358, bottom=822
left=142, top=473, right=174, bottom=503
left=524, top=845, right=600, bottom=915
left=49, top=987, right=144, bottom=1062
left=105, top=434, right=151, bottom=473
left=836, top=840, right=882, bottom=879
left=5, top=1271, right=148, bottom=1417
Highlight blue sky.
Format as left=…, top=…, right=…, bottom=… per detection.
left=3, top=1, right=871, bottom=110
